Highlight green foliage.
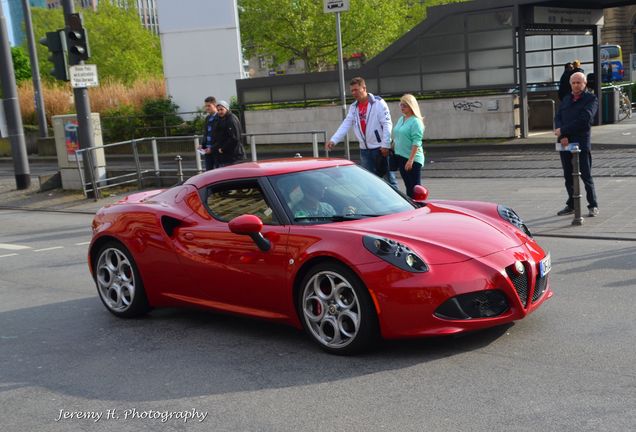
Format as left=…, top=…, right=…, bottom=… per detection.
left=31, top=2, right=162, bottom=83
left=101, top=98, right=191, bottom=142
left=239, top=0, right=468, bottom=72
left=101, top=105, right=143, bottom=143
left=11, top=46, right=32, bottom=83
left=139, top=98, right=183, bottom=135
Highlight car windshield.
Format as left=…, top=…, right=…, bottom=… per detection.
left=269, top=165, right=415, bottom=224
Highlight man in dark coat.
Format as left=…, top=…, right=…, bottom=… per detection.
left=214, top=100, right=245, bottom=166
left=554, top=72, right=599, bottom=217
left=199, top=96, right=219, bottom=170
left=557, top=62, right=573, bottom=101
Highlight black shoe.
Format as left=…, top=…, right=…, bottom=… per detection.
left=557, top=206, right=574, bottom=216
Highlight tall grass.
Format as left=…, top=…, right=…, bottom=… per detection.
left=17, top=78, right=166, bottom=126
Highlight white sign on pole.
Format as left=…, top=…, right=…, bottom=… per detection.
left=533, top=7, right=604, bottom=26
left=69, top=64, right=99, bottom=89
left=324, top=0, right=349, bottom=13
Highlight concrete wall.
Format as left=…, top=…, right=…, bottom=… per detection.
left=244, top=95, right=519, bottom=144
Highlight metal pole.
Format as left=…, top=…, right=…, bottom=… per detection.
left=518, top=24, right=529, bottom=138
left=593, top=25, right=602, bottom=126
left=312, top=132, right=318, bottom=158
left=571, top=146, right=583, bottom=226
left=151, top=138, right=159, bottom=174
left=335, top=12, right=350, bottom=160
left=194, top=137, right=202, bottom=173
left=75, top=149, right=86, bottom=197
left=132, top=139, right=143, bottom=189
left=250, top=135, right=257, bottom=162
left=61, top=0, right=98, bottom=199
left=175, top=155, right=183, bottom=183
left=84, top=149, right=98, bottom=202
left=0, top=3, right=30, bottom=189
left=21, top=0, right=47, bottom=138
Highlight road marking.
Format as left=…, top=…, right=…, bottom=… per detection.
left=0, top=243, right=31, bottom=251
left=33, top=246, right=64, bottom=252
left=0, top=253, right=19, bottom=258
left=75, top=242, right=91, bottom=246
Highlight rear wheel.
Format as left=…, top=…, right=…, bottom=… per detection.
left=94, top=241, right=150, bottom=318
left=298, top=262, right=378, bottom=355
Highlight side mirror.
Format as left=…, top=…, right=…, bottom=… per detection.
left=412, top=185, right=429, bottom=201
left=228, top=214, right=271, bottom=251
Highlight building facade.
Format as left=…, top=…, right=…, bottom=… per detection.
left=5, top=0, right=46, bottom=46
left=49, top=0, right=158, bottom=34
left=5, top=0, right=157, bottom=46
left=601, top=5, right=636, bottom=66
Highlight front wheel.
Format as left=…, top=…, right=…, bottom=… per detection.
left=298, top=262, right=379, bottom=355
left=94, top=241, right=150, bottom=318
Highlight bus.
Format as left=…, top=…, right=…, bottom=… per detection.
left=600, top=44, right=624, bottom=82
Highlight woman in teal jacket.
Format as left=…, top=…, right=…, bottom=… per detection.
left=392, top=94, right=424, bottom=197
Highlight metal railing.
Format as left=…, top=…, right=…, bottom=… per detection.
left=243, top=131, right=327, bottom=161
left=74, top=130, right=328, bottom=199
left=75, top=135, right=203, bottom=199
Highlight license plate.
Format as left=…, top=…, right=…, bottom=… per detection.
left=539, top=253, right=551, bottom=277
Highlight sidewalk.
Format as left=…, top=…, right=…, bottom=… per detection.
left=1, top=117, right=635, bottom=241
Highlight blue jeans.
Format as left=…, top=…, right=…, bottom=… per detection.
left=560, top=149, right=598, bottom=209
left=359, top=148, right=399, bottom=189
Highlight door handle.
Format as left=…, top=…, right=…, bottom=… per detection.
left=184, top=232, right=194, bottom=240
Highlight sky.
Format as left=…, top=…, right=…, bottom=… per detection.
left=1, top=0, right=15, bottom=46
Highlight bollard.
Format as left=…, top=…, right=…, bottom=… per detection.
left=570, top=146, right=583, bottom=226
left=151, top=139, right=159, bottom=175
left=312, top=133, right=319, bottom=158
left=194, top=137, right=203, bottom=173
left=250, top=135, right=257, bottom=162
left=175, top=154, right=184, bottom=183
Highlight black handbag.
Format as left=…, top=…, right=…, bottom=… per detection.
left=374, top=152, right=388, bottom=177
left=388, top=150, right=399, bottom=171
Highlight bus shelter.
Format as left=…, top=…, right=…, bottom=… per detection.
left=237, top=0, right=636, bottom=137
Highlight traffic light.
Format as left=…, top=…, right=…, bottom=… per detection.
left=39, top=30, right=69, bottom=82
left=67, top=13, right=90, bottom=65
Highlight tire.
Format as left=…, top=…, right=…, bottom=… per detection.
left=298, top=261, right=379, bottom=355
left=94, top=241, right=150, bottom=318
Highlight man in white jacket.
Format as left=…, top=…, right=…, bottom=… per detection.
left=325, top=77, right=398, bottom=188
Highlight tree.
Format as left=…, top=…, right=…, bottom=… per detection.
left=30, top=2, right=162, bottom=84
left=239, top=0, right=467, bottom=73
left=11, top=46, right=32, bottom=83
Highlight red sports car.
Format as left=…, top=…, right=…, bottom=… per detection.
left=89, top=158, right=552, bottom=354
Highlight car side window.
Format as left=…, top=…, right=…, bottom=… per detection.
left=205, top=181, right=278, bottom=224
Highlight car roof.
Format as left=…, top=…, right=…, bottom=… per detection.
left=184, top=158, right=356, bottom=189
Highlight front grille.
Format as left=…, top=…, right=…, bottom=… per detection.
left=434, top=290, right=509, bottom=320
left=506, top=264, right=529, bottom=307
left=533, top=274, right=548, bottom=302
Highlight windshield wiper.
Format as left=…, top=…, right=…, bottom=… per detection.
left=294, top=214, right=380, bottom=222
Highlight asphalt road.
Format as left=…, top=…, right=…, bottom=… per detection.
left=1, top=209, right=634, bottom=432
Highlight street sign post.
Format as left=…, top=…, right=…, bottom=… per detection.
left=69, top=64, right=98, bottom=88
left=324, top=0, right=350, bottom=160
left=323, top=0, right=349, bottom=13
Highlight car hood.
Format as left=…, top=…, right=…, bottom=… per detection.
left=333, top=203, right=523, bottom=265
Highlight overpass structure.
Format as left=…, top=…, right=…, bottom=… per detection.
left=236, top=0, right=636, bottom=137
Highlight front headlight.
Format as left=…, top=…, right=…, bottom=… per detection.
left=498, top=205, right=532, bottom=237
left=363, top=235, right=428, bottom=273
